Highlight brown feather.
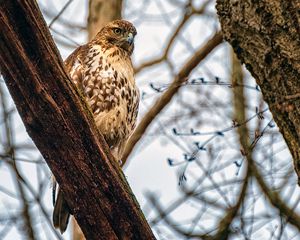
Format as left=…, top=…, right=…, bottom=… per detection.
left=53, top=188, right=70, bottom=233
left=52, top=19, right=139, bottom=233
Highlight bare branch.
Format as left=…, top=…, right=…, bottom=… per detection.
left=48, top=0, right=74, bottom=28
left=134, top=0, right=211, bottom=74
left=0, top=1, right=155, bottom=239
left=122, top=31, right=223, bottom=166
left=216, top=0, right=300, bottom=183
left=230, top=49, right=300, bottom=231
left=251, top=156, right=300, bottom=231
left=0, top=84, right=37, bottom=240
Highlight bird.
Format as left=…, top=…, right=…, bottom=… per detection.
left=52, top=19, right=139, bottom=233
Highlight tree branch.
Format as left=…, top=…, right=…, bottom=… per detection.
left=216, top=0, right=300, bottom=184
left=230, top=49, right=300, bottom=231
left=122, top=31, right=223, bottom=166
left=250, top=157, right=300, bottom=231
left=134, top=0, right=211, bottom=74
left=88, top=0, right=123, bottom=39
left=0, top=84, right=37, bottom=240
left=209, top=49, right=250, bottom=240
left=0, top=1, right=155, bottom=239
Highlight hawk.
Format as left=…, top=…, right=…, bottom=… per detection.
left=52, top=19, right=139, bottom=233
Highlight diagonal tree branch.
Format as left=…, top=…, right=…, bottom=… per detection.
left=134, top=0, right=211, bottom=74
left=0, top=1, right=155, bottom=239
left=72, top=1, right=124, bottom=239
left=250, top=158, right=300, bottom=231
left=122, top=31, right=223, bottom=165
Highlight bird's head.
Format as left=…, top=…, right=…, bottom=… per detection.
left=96, top=20, right=137, bottom=55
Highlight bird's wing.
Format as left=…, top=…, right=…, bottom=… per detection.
left=64, top=45, right=86, bottom=92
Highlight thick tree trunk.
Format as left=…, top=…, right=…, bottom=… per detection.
left=72, top=1, right=123, bottom=239
left=0, top=1, right=155, bottom=239
left=88, top=0, right=123, bottom=39
left=216, top=1, right=300, bottom=183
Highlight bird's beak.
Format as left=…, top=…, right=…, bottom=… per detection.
left=126, top=33, right=134, bottom=45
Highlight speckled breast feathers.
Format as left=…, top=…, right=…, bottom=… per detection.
left=64, top=20, right=139, bottom=160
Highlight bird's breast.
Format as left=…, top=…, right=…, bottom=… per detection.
left=83, top=45, right=139, bottom=147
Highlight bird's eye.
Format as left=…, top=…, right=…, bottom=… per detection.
left=114, top=28, right=122, bottom=34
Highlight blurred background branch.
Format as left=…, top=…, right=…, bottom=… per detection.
left=0, top=0, right=299, bottom=239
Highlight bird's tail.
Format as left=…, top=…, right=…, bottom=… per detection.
left=53, top=187, right=70, bottom=233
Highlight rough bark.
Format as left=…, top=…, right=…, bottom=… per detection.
left=216, top=0, right=300, bottom=183
left=88, top=0, right=123, bottom=39
left=0, top=1, right=155, bottom=239
left=72, top=1, right=124, bottom=239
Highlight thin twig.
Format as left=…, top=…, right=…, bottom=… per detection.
left=134, top=0, right=211, bottom=74
left=48, top=0, right=74, bottom=28
left=122, top=31, right=223, bottom=166
left=0, top=84, right=37, bottom=240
